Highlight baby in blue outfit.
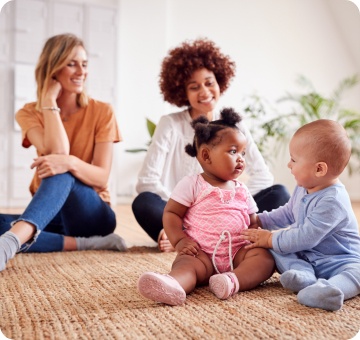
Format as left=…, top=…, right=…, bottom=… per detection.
left=240, top=119, right=360, bottom=311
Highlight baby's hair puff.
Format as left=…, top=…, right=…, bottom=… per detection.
left=185, top=108, right=242, bottom=157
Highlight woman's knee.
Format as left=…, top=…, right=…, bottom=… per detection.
left=132, top=192, right=157, bottom=214
left=131, top=193, right=145, bottom=215
left=131, top=192, right=165, bottom=236
left=273, top=184, right=291, bottom=202
left=255, top=184, right=290, bottom=212
left=134, top=191, right=164, bottom=203
left=42, top=172, right=74, bottom=185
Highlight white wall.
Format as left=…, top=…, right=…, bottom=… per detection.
left=116, top=0, right=360, bottom=201
left=116, top=0, right=168, bottom=199
left=1, top=0, right=359, bottom=203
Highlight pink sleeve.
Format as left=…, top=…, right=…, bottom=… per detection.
left=170, top=175, right=198, bottom=207
left=246, top=186, right=259, bottom=214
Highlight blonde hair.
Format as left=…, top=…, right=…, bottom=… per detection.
left=35, top=33, right=88, bottom=110
left=294, top=119, right=351, bottom=176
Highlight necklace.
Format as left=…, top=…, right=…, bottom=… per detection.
left=60, top=107, right=79, bottom=122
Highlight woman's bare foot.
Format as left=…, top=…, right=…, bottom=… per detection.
left=157, top=229, right=175, bottom=253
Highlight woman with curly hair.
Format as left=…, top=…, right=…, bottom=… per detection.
left=132, top=38, right=290, bottom=252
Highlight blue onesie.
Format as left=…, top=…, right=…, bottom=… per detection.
left=258, top=183, right=360, bottom=311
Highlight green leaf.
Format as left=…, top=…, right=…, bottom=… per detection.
left=125, top=118, right=158, bottom=153
left=243, top=73, right=360, bottom=175
left=125, top=148, right=148, bottom=153
left=146, top=118, right=157, bottom=138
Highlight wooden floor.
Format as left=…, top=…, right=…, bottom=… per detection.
left=2, top=202, right=360, bottom=249
left=113, top=204, right=157, bottom=248
left=115, top=202, right=360, bottom=248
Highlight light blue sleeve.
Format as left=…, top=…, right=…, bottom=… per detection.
left=271, top=196, right=349, bottom=254
left=258, top=186, right=300, bottom=230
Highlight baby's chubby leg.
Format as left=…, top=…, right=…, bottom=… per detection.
left=233, top=247, right=275, bottom=291
left=170, top=250, right=214, bottom=292
left=137, top=250, right=213, bottom=305
left=209, top=247, right=275, bottom=300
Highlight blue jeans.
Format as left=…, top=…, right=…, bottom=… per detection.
left=0, top=173, right=116, bottom=252
left=131, top=184, right=290, bottom=242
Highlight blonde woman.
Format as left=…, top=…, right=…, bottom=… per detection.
left=0, top=33, right=126, bottom=272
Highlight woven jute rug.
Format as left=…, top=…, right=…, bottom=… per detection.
left=0, top=247, right=359, bottom=340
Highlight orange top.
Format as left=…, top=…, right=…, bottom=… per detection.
left=15, top=98, right=122, bottom=204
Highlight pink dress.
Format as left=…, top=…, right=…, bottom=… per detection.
left=171, top=174, right=258, bottom=273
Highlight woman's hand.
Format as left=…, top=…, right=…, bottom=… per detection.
left=240, top=229, right=273, bottom=249
left=175, top=237, right=199, bottom=256
left=41, top=78, right=62, bottom=104
left=31, top=155, right=71, bottom=178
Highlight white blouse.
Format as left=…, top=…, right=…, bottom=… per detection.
left=135, top=109, right=274, bottom=200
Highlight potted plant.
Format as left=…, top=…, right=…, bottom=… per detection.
left=125, top=118, right=157, bottom=153
left=243, top=74, right=360, bottom=175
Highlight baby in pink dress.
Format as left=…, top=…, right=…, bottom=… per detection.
left=137, top=108, right=275, bottom=305
left=173, top=174, right=257, bottom=273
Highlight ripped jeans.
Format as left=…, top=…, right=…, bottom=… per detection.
left=0, top=173, right=116, bottom=252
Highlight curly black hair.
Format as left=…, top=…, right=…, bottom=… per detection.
left=185, top=107, right=242, bottom=157
left=159, top=38, right=236, bottom=107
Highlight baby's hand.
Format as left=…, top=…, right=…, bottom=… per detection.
left=240, top=229, right=272, bottom=249
left=248, top=213, right=262, bottom=229
left=175, top=237, right=199, bottom=256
